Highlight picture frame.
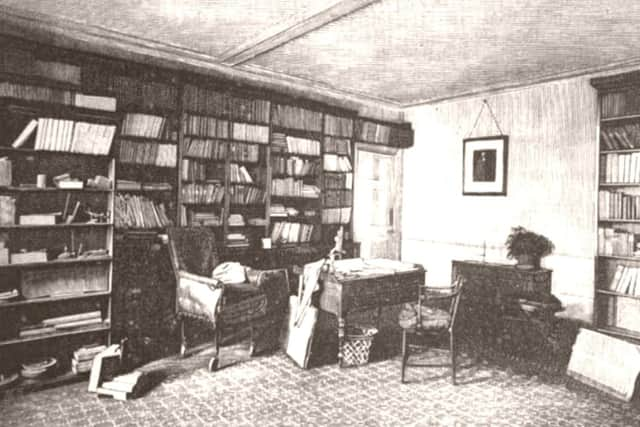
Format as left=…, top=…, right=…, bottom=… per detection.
left=462, top=135, right=508, bottom=196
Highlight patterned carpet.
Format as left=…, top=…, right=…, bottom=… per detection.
left=2, top=344, right=640, bottom=427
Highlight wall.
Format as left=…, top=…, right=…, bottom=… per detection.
left=402, top=76, right=599, bottom=322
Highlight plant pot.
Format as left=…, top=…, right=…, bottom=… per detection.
left=515, top=254, right=539, bottom=270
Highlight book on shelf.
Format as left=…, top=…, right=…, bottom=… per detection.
left=0, top=81, right=73, bottom=105
left=18, top=212, right=60, bottom=225
left=229, top=184, right=266, bottom=204
left=231, top=122, right=269, bottom=144
left=229, top=163, right=254, bottom=184
left=228, top=214, right=245, bottom=227
left=226, top=233, right=250, bottom=247
left=34, top=59, right=81, bottom=85
left=117, top=179, right=142, bottom=191
left=18, top=325, right=57, bottom=338
left=271, top=155, right=318, bottom=177
left=181, top=183, right=225, bottom=204
left=183, top=137, right=228, bottom=160
left=73, top=93, right=117, bottom=112
left=32, top=118, right=115, bottom=155
left=598, top=227, right=638, bottom=257
left=322, top=207, right=352, bottom=224
left=272, top=104, right=322, bottom=132
left=183, top=114, right=229, bottom=138
left=42, top=310, right=102, bottom=326
left=119, top=139, right=177, bottom=167
left=121, top=113, right=167, bottom=139
left=115, top=194, right=172, bottom=229
left=324, top=115, right=353, bottom=138
left=323, top=154, right=352, bottom=172
left=10, top=250, right=48, bottom=264
left=0, top=288, right=19, bottom=303
left=12, top=119, right=38, bottom=148
left=609, top=264, right=640, bottom=296
left=323, top=136, right=351, bottom=154
left=271, top=222, right=315, bottom=244
left=0, top=195, right=15, bottom=225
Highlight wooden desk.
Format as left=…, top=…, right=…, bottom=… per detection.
left=318, top=258, right=425, bottom=366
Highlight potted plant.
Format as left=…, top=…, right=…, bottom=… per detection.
left=505, top=226, right=554, bottom=269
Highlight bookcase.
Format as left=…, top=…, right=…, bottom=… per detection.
left=0, top=44, right=117, bottom=389
left=592, top=71, right=640, bottom=342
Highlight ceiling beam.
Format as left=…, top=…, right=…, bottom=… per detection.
left=220, top=0, right=380, bottom=66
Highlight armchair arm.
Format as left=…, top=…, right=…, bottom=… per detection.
left=177, top=270, right=224, bottom=326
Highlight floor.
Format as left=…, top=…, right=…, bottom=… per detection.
left=2, top=343, right=640, bottom=427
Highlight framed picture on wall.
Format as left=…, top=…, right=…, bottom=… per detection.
left=462, top=135, right=508, bottom=196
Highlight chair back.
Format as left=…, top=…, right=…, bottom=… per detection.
left=166, top=227, right=220, bottom=279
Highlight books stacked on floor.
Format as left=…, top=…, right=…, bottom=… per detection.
left=272, top=104, right=322, bottom=132
left=183, top=114, right=229, bottom=138
left=323, top=154, right=352, bottom=172
left=231, top=122, right=269, bottom=144
left=322, top=207, right=352, bottom=224
left=229, top=163, right=254, bottom=184
left=271, top=222, right=315, bottom=244
left=229, top=185, right=265, bottom=204
left=285, top=136, right=321, bottom=156
left=188, top=211, right=222, bottom=227
left=72, top=344, right=107, bottom=374
left=20, top=357, right=57, bottom=380
left=121, top=113, right=166, bottom=139
left=181, top=183, right=224, bottom=204
left=21, top=118, right=116, bottom=155
left=226, top=233, right=250, bottom=248
left=324, top=115, right=353, bottom=137
left=228, top=214, right=245, bottom=227
left=118, top=140, right=177, bottom=167
left=115, top=194, right=172, bottom=229
left=0, top=288, right=19, bottom=304
left=97, top=371, right=146, bottom=401
left=182, top=137, right=227, bottom=160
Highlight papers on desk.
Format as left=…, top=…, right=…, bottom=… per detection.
left=333, top=258, right=417, bottom=278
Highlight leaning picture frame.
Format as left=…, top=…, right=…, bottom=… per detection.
left=462, top=135, right=508, bottom=196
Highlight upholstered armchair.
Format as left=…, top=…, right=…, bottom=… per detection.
left=166, top=227, right=289, bottom=371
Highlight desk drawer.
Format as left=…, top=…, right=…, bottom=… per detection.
left=346, top=273, right=421, bottom=308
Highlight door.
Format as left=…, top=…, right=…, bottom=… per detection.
left=353, top=144, right=403, bottom=259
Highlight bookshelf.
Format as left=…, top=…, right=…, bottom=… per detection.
left=592, top=71, right=640, bottom=341
left=0, top=55, right=117, bottom=389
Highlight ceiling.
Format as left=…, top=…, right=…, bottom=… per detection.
left=2, top=0, right=640, bottom=107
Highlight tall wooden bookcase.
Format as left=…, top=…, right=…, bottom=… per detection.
left=0, top=40, right=118, bottom=390
left=592, top=71, right=640, bottom=341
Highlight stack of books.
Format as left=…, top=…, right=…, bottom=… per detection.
left=226, top=233, right=249, bottom=248
left=97, top=371, right=146, bottom=401
left=72, top=344, right=107, bottom=374
left=0, top=289, right=19, bottom=304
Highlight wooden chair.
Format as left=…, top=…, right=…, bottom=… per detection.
left=166, top=227, right=289, bottom=371
left=399, top=276, right=465, bottom=384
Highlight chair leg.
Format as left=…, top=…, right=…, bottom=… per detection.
left=450, top=332, right=456, bottom=385
left=248, top=326, right=255, bottom=357
left=180, top=317, right=188, bottom=358
left=209, top=327, right=220, bottom=372
left=401, top=329, right=408, bottom=383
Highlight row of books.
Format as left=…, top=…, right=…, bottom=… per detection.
left=12, top=118, right=116, bottom=155
left=598, top=227, right=638, bottom=257
left=324, top=136, right=352, bottom=155
left=185, top=210, right=223, bottom=227
left=118, top=140, right=177, bottom=167
left=183, top=85, right=270, bottom=123
left=229, top=142, right=261, bottom=163
left=121, top=113, right=167, bottom=139
left=271, top=178, right=320, bottom=198
left=226, top=232, right=250, bottom=247
left=271, top=222, right=315, bottom=244
left=0, top=196, right=15, bottom=226
left=600, top=124, right=640, bottom=150
left=356, top=121, right=391, bottom=144
left=21, top=263, right=108, bottom=298
left=229, top=163, right=255, bottom=184
left=229, top=184, right=266, bottom=204
left=600, top=153, right=640, bottom=184
left=72, top=344, right=107, bottom=374
left=601, top=90, right=639, bottom=119
left=116, top=180, right=172, bottom=192
left=272, top=133, right=321, bottom=156
left=599, top=190, right=640, bottom=220
left=181, top=183, right=224, bottom=204
left=607, top=265, right=640, bottom=297
left=182, top=137, right=227, bottom=160
left=324, top=172, right=353, bottom=190
left=272, top=104, right=323, bottom=132
left=270, top=204, right=317, bottom=218
left=0, top=81, right=117, bottom=111
left=323, top=190, right=353, bottom=208
left=19, top=310, right=104, bottom=338
left=115, top=194, right=172, bottom=229
left=231, top=122, right=269, bottom=144
left=321, top=207, right=352, bottom=224
left=324, top=115, right=353, bottom=137
left=323, top=154, right=352, bottom=172
left=183, top=114, right=229, bottom=138
left=1, top=48, right=81, bottom=85
left=180, top=159, right=225, bottom=182
left=271, top=155, right=319, bottom=177
left=83, top=70, right=178, bottom=111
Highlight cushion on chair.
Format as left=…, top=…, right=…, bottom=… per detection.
left=398, top=303, right=451, bottom=330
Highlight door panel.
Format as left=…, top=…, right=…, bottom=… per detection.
left=354, top=144, right=402, bottom=260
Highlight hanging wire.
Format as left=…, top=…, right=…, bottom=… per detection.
left=466, top=99, right=504, bottom=138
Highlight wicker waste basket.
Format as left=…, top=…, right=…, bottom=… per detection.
left=342, top=325, right=378, bottom=367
